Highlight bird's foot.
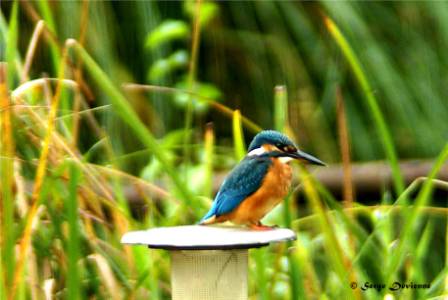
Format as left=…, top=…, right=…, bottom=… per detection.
left=249, top=223, right=278, bottom=231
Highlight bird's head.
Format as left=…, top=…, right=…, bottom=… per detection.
left=247, top=130, right=326, bottom=166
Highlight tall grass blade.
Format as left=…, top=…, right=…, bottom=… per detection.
left=273, top=85, right=305, bottom=299
left=336, top=88, right=355, bottom=206
left=409, top=220, right=434, bottom=299
left=68, top=40, right=195, bottom=206
left=88, top=254, right=120, bottom=300
left=385, top=143, right=448, bottom=285
left=335, top=87, right=360, bottom=297
left=67, top=163, right=82, bottom=300
left=274, top=85, right=287, bottom=133
left=425, top=265, right=448, bottom=298
left=232, top=109, right=246, bottom=161
left=36, top=0, right=61, bottom=75
left=129, top=247, right=160, bottom=300
left=21, top=20, right=44, bottom=83
left=183, top=0, right=202, bottom=174
left=5, top=1, right=18, bottom=89
left=253, top=248, right=269, bottom=300
left=289, top=243, right=308, bottom=299
left=273, top=85, right=291, bottom=227
left=0, top=62, right=15, bottom=298
left=324, top=16, right=404, bottom=194
left=310, top=183, right=383, bottom=289
left=301, top=169, right=355, bottom=299
left=10, top=43, right=68, bottom=300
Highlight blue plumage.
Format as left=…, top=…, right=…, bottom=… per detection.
left=199, top=130, right=325, bottom=226
left=200, top=155, right=272, bottom=223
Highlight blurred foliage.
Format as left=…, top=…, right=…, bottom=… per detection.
left=145, top=20, right=190, bottom=50
left=0, top=1, right=447, bottom=299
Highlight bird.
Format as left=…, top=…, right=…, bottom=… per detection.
left=199, top=130, right=325, bottom=230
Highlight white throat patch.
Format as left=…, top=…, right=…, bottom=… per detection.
left=247, top=147, right=266, bottom=156
left=278, top=156, right=294, bottom=164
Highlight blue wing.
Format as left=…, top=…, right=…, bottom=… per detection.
left=200, top=156, right=272, bottom=223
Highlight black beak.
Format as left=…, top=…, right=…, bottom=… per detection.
left=288, top=150, right=326, bottom=166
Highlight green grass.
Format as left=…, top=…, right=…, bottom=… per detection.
left=67, top=163, right=81, bottom=300
left=325, top=16, right=404, bottom=195
left=273, top=85, right=305, bottom=300
left=0, top=1, right=447, bottom=299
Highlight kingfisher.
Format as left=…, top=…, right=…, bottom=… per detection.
left=199, top=130, right=325, bottom=230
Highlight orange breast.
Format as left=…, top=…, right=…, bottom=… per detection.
left=221, top=158, right=292, bottom=225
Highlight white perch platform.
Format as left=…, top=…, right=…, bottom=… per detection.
left=121, top=225, right=296, bottom=300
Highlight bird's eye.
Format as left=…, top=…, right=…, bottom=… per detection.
left=284, top=146, right=296, bottom=153
left=275, top=144, right=296, bottom=152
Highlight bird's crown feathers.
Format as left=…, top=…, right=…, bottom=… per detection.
left=248, top=130, right=296, bottom=152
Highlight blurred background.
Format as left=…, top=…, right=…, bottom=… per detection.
left=0, top=1, right=447, bottom=299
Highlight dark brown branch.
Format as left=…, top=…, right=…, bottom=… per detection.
left=308, top=159, right=448, bottom=200
left=211, top=159, right=448, bottom=201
